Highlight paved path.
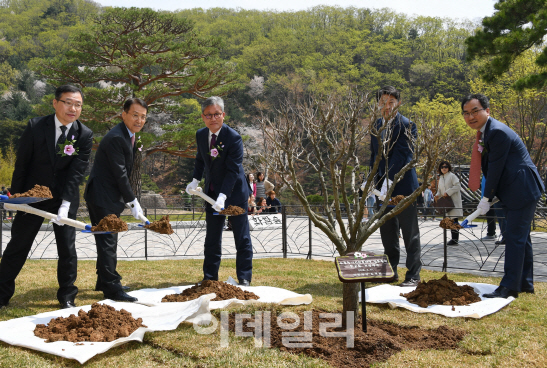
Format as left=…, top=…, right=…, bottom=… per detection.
left=1, top=216, right=546, bottom=281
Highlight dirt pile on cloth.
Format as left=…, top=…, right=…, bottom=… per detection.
left=219, top=205, right=246, bottom=216
left=145, top=215, right=174, bottom=234
left=91, top=214, right=128, bottom=233
left=400, top=274, right=481, bottom=308
left=34, top=303, right=146, bottom=343
left=226, top=310, right=466, bottom=368
left=439, top=217, right=463, bottom=230
left=388, top=195, right=405, bottom=205
left=162, top=280, right=260, bottom=302
left=10, top=185, right=53, bottom=199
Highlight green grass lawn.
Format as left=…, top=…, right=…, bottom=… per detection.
left=0, top=258, right=545, bottom=367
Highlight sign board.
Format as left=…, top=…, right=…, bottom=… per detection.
left=335, top=252, right=396, bottom=283
left=248, top=214, right=282, bottom=231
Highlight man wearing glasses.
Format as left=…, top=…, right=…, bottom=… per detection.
left=185, top=96, right=253, bottom=286
left=0, top=85, right=93, bottom=310
left=462, top=93, right=544, bottom=298
left=84, top=98, right=149, bottom=302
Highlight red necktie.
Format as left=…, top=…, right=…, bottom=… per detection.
left=131, top=135, right=135, bottom=147
left=468, top=131, right=482, bottom=191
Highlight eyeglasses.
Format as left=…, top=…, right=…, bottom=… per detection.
left=58, top=99, right=83, bottom=109
left=440, top=165, right=449, bottom=169
left=462, top=108, right=485, bottom=118
left=203, top=113, right=223, bottom=120
left=131, top=113, right=147, bottom=121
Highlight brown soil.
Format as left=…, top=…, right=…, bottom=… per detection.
left=10, top=184, right=53, bottom=199
left=388, top=195, right=405, bottom=205
left=162, top=280, right=260, bottom=302
left=145, top=215, right=174, bottom=234
left=91, top=214, right=128, bottom=233
left=34, top=303, right=147, bottom=343
left=219, top=205, right=246, bottom=216
left=400, top=274, right=481, bottom=308
left=439, top=217, right=463, bottom=230
left=226, top=310, right=466, bottom=368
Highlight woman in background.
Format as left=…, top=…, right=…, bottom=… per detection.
left=255, top=172, right=274, bottom=200
left=435, top=160, right=463, bottom=245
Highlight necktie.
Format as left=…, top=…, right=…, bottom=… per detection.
left=56, top=126, right=67, bottom=153
left=468, top=131, right=482, bottom=191
left=131, top=134, right=135, bottom=147
left=209, top=133, right=217, bottom=192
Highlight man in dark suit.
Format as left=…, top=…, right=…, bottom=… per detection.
left=462, top=93, right=544, bottom=298
left=0, top=85, right=93, bottom=310
left=84, top=98, right=148, bottom=302
left=185, top=96, right=253, bottom=286
left=369, top=86, right=421, bottom=287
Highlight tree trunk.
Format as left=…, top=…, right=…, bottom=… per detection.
left=342, top=282, right=360, bottom=328
left=130, top=151, right=142, bottom=201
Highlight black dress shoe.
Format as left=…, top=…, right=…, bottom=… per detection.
left=238, top=279, right=251, bottom=286
left=96, top=284, right=130, bottom=292
left=483, top=286, right=518, bottom=299
left=121, top=285, right=130, bottom=291
left=60, top=300, right=76, bottom=309
left=447, top=239, right=458, bottom=246
left=104, top=290, right=138, bottom=302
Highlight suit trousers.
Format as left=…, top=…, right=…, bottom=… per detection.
left=87, top=202, right=122, bottom=295
left=203, top=210, right=253, bottom=282
left=378, top=202, right=422, bottom=281
left=0, top=210, right=78, bottom=305
left=500, top=201, right=536, bottom=292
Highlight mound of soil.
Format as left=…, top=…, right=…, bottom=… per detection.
left=400, top=274, right=481, bottom=308
left=10, top=184, right=53, bottom=199
left=226, top=310, right=466, bottom=368
left=145, top=215, right=174, bottom=234
left=388, top=195, right=405, bottom=205
left=91, top=214, right=128, bottom=233
left=439, top=217, right=463, bottom=230
left=219, top=205, right=246, bottom=216
left=34, top=303, right=147, bottom=343
left=162, top=280, right=260, bottom=302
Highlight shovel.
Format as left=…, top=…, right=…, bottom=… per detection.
left=188, top=187, right=224, bottom=213
left=0, top=194, right=50, bottom=204
left=3, top=203, right=113, bottom=234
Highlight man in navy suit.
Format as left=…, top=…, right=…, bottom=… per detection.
left=85, top=98, right=149, bottom=302
left=462, top=94, right=544, bottom=298
left=0, top=85, right=93, bottom=310
left=185, top=96, right=253, bottom=286
left=369, top=86, right=421, bottom=287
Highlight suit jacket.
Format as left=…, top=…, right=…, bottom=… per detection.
left=11, top=114, right=93, bottom=213
left=369, top=113, right=419, bottom=196
left=481, top=117, right=544, bottom=209
left=85, top=122, right=136, bottom=213
left=192, top=124, right=250, bottom=207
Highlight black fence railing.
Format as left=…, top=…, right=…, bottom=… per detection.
left=1, top=203, right=546, bottom=278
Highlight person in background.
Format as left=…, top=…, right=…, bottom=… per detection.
left=255, top=172, right=273, bottom=200
left=247, top=173, right=257, bottom=197
left=435, top=160, right=463, bottom=245
left=255, top=197, right=269, bottom=214
left=481, top=176, right=506, bottom=243
left=248, top=194, right=257, bottom=214
left=423, top=184, right=434, bottom=220
left=266, top=190, right=282, bottom=214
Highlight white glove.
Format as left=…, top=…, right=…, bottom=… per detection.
left=52, top=200, right=70, bottom=226
left=185, top=178, right=200, bottom=195
left=212, top=193, right=227, bottom=212
left=380, top=178, right=393, bottom=198
left=477, top=197, right=492, bottom=215
left=126, top=198, right=143, bottom=220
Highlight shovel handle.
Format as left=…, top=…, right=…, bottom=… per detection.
left=3, top=203, right=90, bottom=230
left=138, top=212, right=150, bottom=225
left=188, top=187, right=216, bottom=206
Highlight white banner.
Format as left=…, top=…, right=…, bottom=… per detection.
left=248, top=214, right=282, bottom=230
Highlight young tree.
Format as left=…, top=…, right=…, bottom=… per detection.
left=257, top=88, right=461, bottom=323
left=30, top=7, right=239, bottom=195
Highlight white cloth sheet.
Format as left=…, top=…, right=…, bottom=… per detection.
left=362, top=282, right=514, bottom=318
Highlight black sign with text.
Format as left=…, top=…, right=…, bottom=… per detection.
left=335, top=252, right=396, bottom=283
